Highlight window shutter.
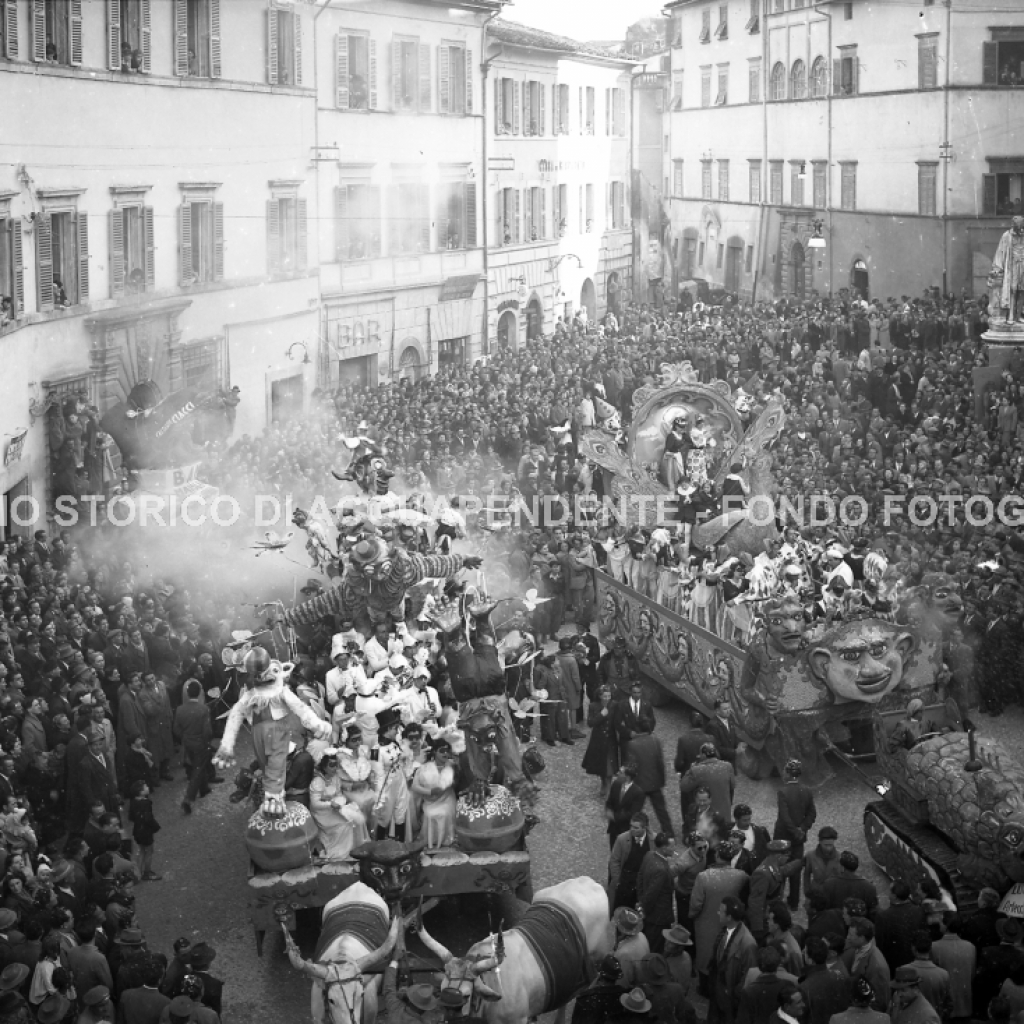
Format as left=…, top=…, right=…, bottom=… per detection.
left=293, top=12, right=302, bottom=85
left=369, top=39, right=378, bottom=109
left=174, top=0, right=188, bottom=76
left=513, top=80, right=520, bottom=134
left=367, top=186, right=381, bottom=257
left=266, top=7, right=279, bottom=85
left=605, top=89, right=611, bottom=134
left=983, top=174, right=997, bottom=216
left=465, top=49, right=472, bottom=113
left=540, top=187, right=546, bottom=239
left=513, top=189, right=520, bottom=244
left=209, top=0, right=221, bottom=78
left=296, top=197, right=308, bottom=272
left=336, top=33, right=349, bottom=108
left=335, top=186, right=349, bottom=260
left=36, top=213, right=53, bottom=311
left=983, top=41, right=998, bottom=85
left=4, top=0, right=17, bottom=59
left=495, top=189, right=503, bottom=246
left=140, top=0, right=151, bottom=72
left=30, top=0, right=44, bottom=62
left=179, top=204, right=192, bottom=284
left=494, top=77, right=502, bottom=128
left=539, top=83, right=546, bottom=135
left=419, top=185, right=431, bottom=252
left=438, top=45, right=450, bottom=114
left=69, top=0, right=83, bottom=66
left=465, top=182, right=477, bottom=248
left=267, top=199, right=281, bottom=276
left=418, top=43, right=431, bottom=112
left=212, top=202, right=224, bottom=281
left=143, top=206, right=155, bottom=290
left=437, top=208, right=448, bottom=251
left=832, top=58, right=842, bottom=95
left=106, top=0, right=121, bottom=71
left=391, top=39, right=401, bottom=109
left=76, top=212, right=88, bottom=300
left=109, top=210, right=125, bottom=298
left=552, top=83, right=559, bottom=133
left=11, top=221, right=23, bottom=315
left=851, top=55, right=858, bottom=95
left=552, top=185, right=559, bottom=233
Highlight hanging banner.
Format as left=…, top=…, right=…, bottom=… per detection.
left=3, top=429, right=27, bottom=467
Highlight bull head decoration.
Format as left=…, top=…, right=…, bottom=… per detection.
left=350, top=839, right=425, bottom=903
left=415, top=919, right=503, bottom=1004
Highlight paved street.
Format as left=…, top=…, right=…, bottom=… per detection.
left=133, top=698, right=1019, bottom=1023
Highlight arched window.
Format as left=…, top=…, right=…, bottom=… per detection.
left=790, top=60, right=806, bottom=100
left=810, top=56, right=828, bottom=98
left=770, top=62, right=786, bottom=101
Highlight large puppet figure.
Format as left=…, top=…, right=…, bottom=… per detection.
left=214, top=647, right=333, bottom=816
left=278, top=536, right=481, bottom=630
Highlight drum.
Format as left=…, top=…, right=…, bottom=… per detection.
left=245, top=801, right=319, bottom=872
left=455, top=785, right=525, bottom=853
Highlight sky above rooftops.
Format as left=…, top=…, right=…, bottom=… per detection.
left=503, top=0, right=666, bottom=45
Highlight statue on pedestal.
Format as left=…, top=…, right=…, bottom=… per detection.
left=988, top=216, right=1024, bottom=324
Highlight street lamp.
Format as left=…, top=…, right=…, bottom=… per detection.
left=808, top=218, right=826, bottom=249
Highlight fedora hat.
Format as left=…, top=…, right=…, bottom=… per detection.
left=36, top=993, right=71, bottom=1024
left=300, top=579, right=324, bottom=595
left=0, top=963, right=28, bottom=991
left=662, top=924, right=693, bottom=947
left=404, top=984, right=438, bottom=1012
left=613, top=907, right=642, bottom=936
left=82, top=986, right=111, bottom=1007
left=892, top=966, right=920, bottom=989
left=997, top=917, right=1024, bottom=944
left=645, top=954, right=670, bottom=985
left=350, top=537, right=388, bottom=566
left=190, top=942, right=217, bottom=968
left=117, top=928, right=145, bottom=947
left=620, top=988, right=652, bottom=1014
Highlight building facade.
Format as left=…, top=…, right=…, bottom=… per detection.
left=485, top=20, right=634, bottom=351
left=0, top=0, right=319, bottom=531
left=663, top=0, right=1024, bottom=303
left=313, top=0, right=502, bottom=389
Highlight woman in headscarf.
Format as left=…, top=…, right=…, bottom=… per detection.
left=309, top=746, right=369, bottom=861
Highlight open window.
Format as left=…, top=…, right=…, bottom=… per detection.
left=31, top=0, right=83, bottom=66
left=983, top=31, right=1024, bottom=85
left=393, top=35, right=430, bottom=112
left=36, top=198, right=88, bottom=311
left=0, top=201, right=24, bottom=320
left=179, top=186, right=224, bottom=286
left=982, top=160, right=1024, bottom=215
left=336, top=32, right=376, bottom=110
left=110, top=188, right=155, bottom=297
left=267, top=1, right=301, bottom=86
left=173, top=0, right=221, bottom=79
left=438, top=43, right=471, bottom=114
left=495, top=77, right=518, bottom=134
left=267, top=182, right=307, bottom=277
left=335, top=183, right=381, bottom=261
left=833, top=46, right=858, bottom=96
left=107, top=0, right=152, bottom=72
left=437, top=181, right=477, bottom=251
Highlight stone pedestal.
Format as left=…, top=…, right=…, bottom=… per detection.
left=982, top=320, right=1024, bottom=369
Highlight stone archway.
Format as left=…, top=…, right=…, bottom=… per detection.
left=497, top=310, right=518, bottom=351
left=398, top=343, right=425, bottom=383
left=851, top=258, right=869, bottom=299
left=580, top=278, right=597, bottom=320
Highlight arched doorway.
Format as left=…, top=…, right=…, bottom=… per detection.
left=607, top=272, right=621, bottom=315
left=526, top=297, right=543, bottom=340
left=580, top=278, right=597, bottom=321
left=790, top=241, right=806, bottom=299
left=497, top=310, right=518, bottom=351
left=851, top=259, right=869, bottom=299
left=398, top=344, right=424, bottom=383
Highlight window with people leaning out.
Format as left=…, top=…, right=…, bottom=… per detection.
left=37, top=211, right=88, bottom=311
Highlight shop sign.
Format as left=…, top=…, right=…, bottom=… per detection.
left=3, top=429, right=27, bottom=467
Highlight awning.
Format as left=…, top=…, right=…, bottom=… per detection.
left=439, top=275, right=481, bottom=301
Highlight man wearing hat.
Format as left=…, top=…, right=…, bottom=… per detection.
left=572, top=955, right=626, bottom=1024
left=679, top=743, right=734, bottom=824
left=0, top=963, right=28, bottom=999
left=382, top=954, right=442, bottom=1024
left=36, top=989, right=71, bottom=1024
left=889, top=966, right=941, bottom=1024
left=873, top=880, right=927, bottom=974
left=802, top=826, right=843, bottom=901
left=661, top=924, right=693, bottom=992
left=773, top=759, right=816, bottom=910
left=642, top=952, right=696, bottom=1024
left=975, top=917, right=1024, bottom=1012
left=118, top=959, right=170, bottom=1023
left=611, top=987, right=653, bottom=1023
left=888, top=700, right=929, bottom=753
left=188, top=943, right=223, bottom=1017
left=159, top=938, right=193, bottom=998
left=747, top=841, right=799, bottom=943
left=612, top=907, right=650, bottom=988
left=556, top=637, right=586, bottom=741
left=78, top=985, right=114, bottom=1024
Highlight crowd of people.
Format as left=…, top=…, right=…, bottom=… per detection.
left=6, top=286, right=1024, bottom=1023
left=0, top=531, right=231, bottom=1024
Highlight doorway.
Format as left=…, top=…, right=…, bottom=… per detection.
left=607, top=272, right=621, bottom=314
left=2, top=478, right=32, bottom=540
left=398, top=345, right=424, bottom=383
left=852, top=259, right=869, bottom=299
left=526, top=298, right=542, bottom=340
left=580, top=278, right=597, bottom=320
left=725, top=244, right=743, bottom=294
left=790, top=242, right=806, bottom=299
left=270, top=374, right=304, bottom=425
left=497, top=310, right=518, bottom=351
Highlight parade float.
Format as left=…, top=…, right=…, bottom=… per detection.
left=581, top=363, right=943, bottom=785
